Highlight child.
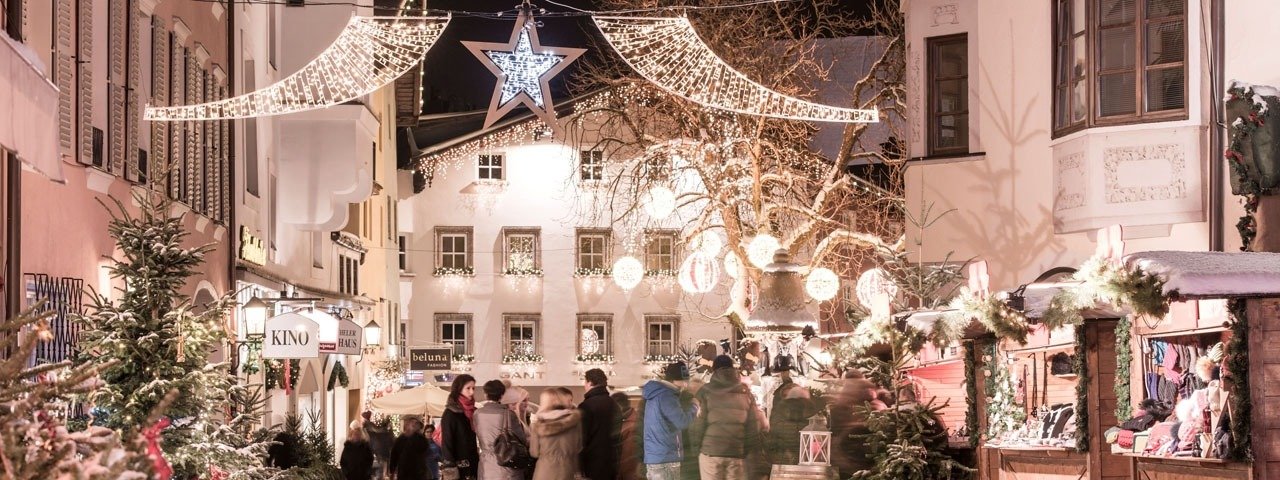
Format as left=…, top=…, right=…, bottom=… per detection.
left=423, top=424, right=443, bottom=480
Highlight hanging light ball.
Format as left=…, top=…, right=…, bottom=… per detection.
left=804, top=267, right=840, bottom=301
left=856, top=267, right=898, bottom=307
left=642, top=186, right=676, bottom=219
left=724, top=251, right=743, bottom=279
left=580, top=329, right=600, bottom=355
left=691, top=231, right=724, bottom=256
left=747, top=234, right=781, bottom=269
left=678, top=251, right=721, bottom=294
left=612, top=256, right=644, bottom=291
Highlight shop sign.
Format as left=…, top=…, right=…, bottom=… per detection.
left=262, top=312, right=319, bottom=359
left=319, top=319, right=362, bottom=355
left=409, top=347, right=453, bottom=371
left=239, top=226, right=267, bottom=266
left=404, top=370, right=425, bottom=387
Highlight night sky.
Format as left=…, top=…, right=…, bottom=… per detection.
left=416, top=0, right=888, bottom=115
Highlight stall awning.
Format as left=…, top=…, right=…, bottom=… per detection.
left=0, top=34, right=63, bottom=182
left=368, top=383, right=450, bottom=417
left=1126, top=250, right=1280, bottom=299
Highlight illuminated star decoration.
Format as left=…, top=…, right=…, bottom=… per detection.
left=463, top=12, right=585, bottom=134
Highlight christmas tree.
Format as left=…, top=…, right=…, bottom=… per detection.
left=73, top=190, right=276, bottom=479
left=0, top=307, right=151, bottom=478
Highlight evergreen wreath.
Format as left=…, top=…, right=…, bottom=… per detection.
left=963, top=340, right=980, bottom=449
left=1226, top=299, right=1253, bottom=461
left=1073, top=324, right=1089, bottom=452
left=1113, top=316, right=1132, bottom=422
left=327, top=362, right=349, bottom=391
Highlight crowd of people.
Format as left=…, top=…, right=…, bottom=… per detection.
left=337, top=356, right=899, bottom=480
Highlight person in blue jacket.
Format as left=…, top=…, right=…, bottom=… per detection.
left=641, top=362, right=700, bottom=480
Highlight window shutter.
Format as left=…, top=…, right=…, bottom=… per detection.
left=220, top=86, right=229, bottom=223
left=107, top=0, right=127, bottom=176
left=150, top=19, right=168, bottom=189
left=124, top=1, right=141, bottom=182
left=54, top=0, right=74, bottom=154
left=76, top=0, right=93, bottom=165
left=185, top=52, right=199, bottom=205
left=193, top=68, right=207, bottom=213
left=169, top=41, right=184, bottom=200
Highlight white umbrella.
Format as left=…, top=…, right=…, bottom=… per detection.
left=368, top=383, right=450, bottom=417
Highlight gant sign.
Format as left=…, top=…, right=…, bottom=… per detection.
left=262, top=312, right=320, bottom=359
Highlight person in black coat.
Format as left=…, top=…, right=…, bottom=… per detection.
left=441, top=374, right=479, bottom=480
left=266, top=430, right=301, bottom=470
left=578, top=368, right=618, bottom=480
left=341, top=423, right=375, bottom=480
left=389, top=417, right=433, bottom=480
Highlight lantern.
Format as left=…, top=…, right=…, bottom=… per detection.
left=678, top=251, right=720, bottom=294
left=612, top=256, right=644, bottom=291
left=746, top=250, right=816, bottom=329
left=364, top=321, right=382, bottom=347
left=642, top=187, right=676, bottom=219
left=856, top=267, right=898, bottom=307
left=724, top=251, right=743, bottom=279
left=804, top=267, right=839, bottom=301
left=799, top=414, right=832, bottom=466
left=747, top=234, right=781, bottom=268
left=242, top=296, right=269, bottom=339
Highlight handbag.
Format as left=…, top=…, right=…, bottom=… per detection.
left=1213, top=394, right=1233, bottom=460
left=494, top=411, right=536, bottom=469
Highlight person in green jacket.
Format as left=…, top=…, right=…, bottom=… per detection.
left=694, top=356, right=762, bottom=480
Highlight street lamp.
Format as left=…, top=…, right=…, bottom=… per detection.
left=364, top=321, right=382, bottom=348
left=243, top=296, right=270, bottom=339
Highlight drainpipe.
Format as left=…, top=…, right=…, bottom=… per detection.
left=1208, top=0, right=1225, bottom=251
left=226, top=1, right=238, bottom=292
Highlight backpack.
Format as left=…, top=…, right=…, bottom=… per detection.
left=493, top=411, right=535, bottom=469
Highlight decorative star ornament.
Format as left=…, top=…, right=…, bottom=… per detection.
left=463, top=12, right=586, bottom=135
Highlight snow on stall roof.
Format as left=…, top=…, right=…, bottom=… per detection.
left=1126, top=251, right=1280, bottom=299
left=1020, top=282, right=1127, bottom=319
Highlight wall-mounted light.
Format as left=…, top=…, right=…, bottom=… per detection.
left=242, top=296, right=270, bottom=339
left=364, top=321, right=382, bottom=348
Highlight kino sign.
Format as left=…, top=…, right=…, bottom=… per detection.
left=263, top=312, right=320, bottom=359
left=320, top=319, right=362, bottom=355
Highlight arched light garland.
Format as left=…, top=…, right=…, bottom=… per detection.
left=145, top=16, right=450, bottom=121
left=592, top=16, right=880, bottom=123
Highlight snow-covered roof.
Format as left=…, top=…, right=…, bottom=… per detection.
left=1019, top=282, right=1127, bottom=320
left=1126, top=250, right=1280, bottom=299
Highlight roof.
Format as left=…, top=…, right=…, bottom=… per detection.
left=1126, top=250, right=1280, bottom=299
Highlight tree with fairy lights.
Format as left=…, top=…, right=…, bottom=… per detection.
left=72, top=189, right=277, bottom=479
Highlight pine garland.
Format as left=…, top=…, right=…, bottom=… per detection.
left=1113, top=316, right=1132, bottom=421
left=1226, top=299, right=1253, bottom=461
left=265, top=359, right=301, bottom=391
left=963, top=340, right=980, bottom=449
left=1073, top=324, right=1089, bottom=452
left=327, top=362, right=350, bottom=391
left=1042, top=257, right=1168, bottom=329
left=945, top=289, right=1031, bottom=345
left=1224, top=82, right=1274, bottom=251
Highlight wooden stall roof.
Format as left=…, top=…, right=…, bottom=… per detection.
left=1126, top=250, right=1280, bottom=300
left=1019, top=282, right=1128, bottom=320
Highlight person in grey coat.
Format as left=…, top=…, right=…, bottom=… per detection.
left=474, top=380, right=527, bottom=480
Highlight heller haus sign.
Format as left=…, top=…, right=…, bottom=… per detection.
left=262, top=312, right=320, bottom=359
left=409, top=348, right=452, bottom=371
left=319, top=319, right=362, bottom=355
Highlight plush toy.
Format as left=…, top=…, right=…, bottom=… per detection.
left=1174, top=396, right=1205, bottom=453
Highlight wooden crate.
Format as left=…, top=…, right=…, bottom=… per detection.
left=769, top=464, right=839, bottom=479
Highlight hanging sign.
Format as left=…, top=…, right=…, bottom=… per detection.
left=409, top=347, right=453, bottom=371
left=319, top=319, right=362, bottom=355
left=263, top=312, right=320, bottom=359
left=239, top=226, right=267, bottom=266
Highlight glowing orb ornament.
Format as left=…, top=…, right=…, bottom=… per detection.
left=691, top=231, right=724, bottom=256
left=580, top=328, right=600, bottom=355
left=747, top=234, right=781, bottom=269
left=804, top=267, right=840, bottom=301
left=678, top=251, right=721, bottom=294
left=642, top=187, right=677, bottom=219
left=724, top=251, right=743, bottom=279
left=612, top=256, right=644, bottom=291
left=856, top=267, right=898, bottom=307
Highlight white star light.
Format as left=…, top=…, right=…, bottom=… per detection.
left=486, top=28, right=563, bottom=107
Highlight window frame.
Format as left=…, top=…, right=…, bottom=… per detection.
left=502, top=227, right=541, bottom=273
left=503, top=314, right=539, bottom=356
left=1051, top=0, right=1189, bottom=138
left=435, top=226, right=473, bottom=271
left=580, top=150, right=604, bottom=182
left=435, top=313, right=471, bottom=356
left=577, top=314, right=613, bottom=356
left=926, top=33, right=970, bottom=156
left=644, top=315, right=679, bottom=358
left=575, top=229, right=612, bottom=271
left=398, top=234, right=408, bottom=272
left=644, top=229, right=678, bottom=273
left=478, top=153, right=505, bottom=181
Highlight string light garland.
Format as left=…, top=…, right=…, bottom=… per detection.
left=146, top=16, right=449, bottom=121
left=463, top=11, right=585, bottom=134
left=592, top=16, right=880, bottom=123
left=415, top=120, right=550, bottom=180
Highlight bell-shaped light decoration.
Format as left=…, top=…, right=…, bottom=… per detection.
left=678, top=251, right=720, bottom=294
left=746, top=250, right=816, bottom=330
left=856, top=267, right=898, bottom=308
left=612, top=256, right=644, bottom=291
left=804, top=267, right=840, bottom=301
left=642, top=186, right=676, bottom=219
left=724, top=251, right=743, bottom=279
left=747, top=234, right=781, bottom=269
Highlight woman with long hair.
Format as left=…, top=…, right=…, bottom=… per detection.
left=529, top=387, right=582, bottom=480
left=441, top=374, right=480, bottom=480
left=340, top=421, right=374, bottom=480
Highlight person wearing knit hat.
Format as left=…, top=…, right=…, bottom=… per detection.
left=639, top=362, right=700, bottom=480
left=711, top=355, right=735, bottom=372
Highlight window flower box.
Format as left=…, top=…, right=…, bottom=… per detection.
left=574, top=267, right=612, bottom=277
left=501, top=353, right=544, bottom=365
left=503, top=267, right=544, bottom=277
left=433, top=266, right=475, bottom=277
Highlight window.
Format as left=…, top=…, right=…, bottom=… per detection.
left=643, top=154, right=670, bottom=182
left=311, top=232, right=324, bottom=268
left=4, top=0, right=23, bottom=40
left=580, top=150, right=604, bottom=182
left=502, top=228, right=540, bottom=273
left=645, top=315, right=678, bottom=357
left=503, top=314, right=539, bottom=356
left=927, top=34, right=969, bottom=155
left=435, top=227, right=473, bottom=271
left=338, top=255, right=358, bottom=295
left=91, top=127, right=104, bottom=168
left=24, top=274, right=85, bottom=364
left=576, top=229, right=611, bottom=271
left=578, top=314, right=612, bottom=356
left=645, top=230, right=676, bottom=273
left=398, top=234, right=408, bottom=271
left=1053, top=0, right=1186, bottom=136
left=244, top=60, right=259, bottom=197
left=478, top=154, right=504, bottom=181
left=435, top=314, right=471, bottom=355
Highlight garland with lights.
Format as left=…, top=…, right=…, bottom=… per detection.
left=503, top=267, right=544, bottom=277
left=452, top=354, right=475, bottom=364
left=963, top=340, right=980, bottom=449
left=574, top=267, right=612, bottom=277
left=983, top=342, right=1025, bottom=441
left=643, top=354, right=682, bottom=364
left=502, top=353, right=544, bottom=364
left=644, top=269, right=677, bottom=277
left=943, top=289, right=1031, bottom=345
left=265, top=359, right=301, bottom=391
left=433, top=266, right=475, bottom=277
left=1226, top=299, right=1253, bottom=461
left=1073, top=324, right=1089, bottom=452
left=574, top=353, right=615, bottom=364
left=1113, top=317, right=1132, bottom=422
left=1041, top=257, right=1167, bottom=329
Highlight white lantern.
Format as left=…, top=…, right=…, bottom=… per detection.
left=691, top=231, right=723, bottom=256
left=747, top=234, right=781, bottom=269
left=678, top=251, right=720, bottom=294
left=724, top=251, right=743, bottom=279
left=612, top=256, right=644, bottom=291
left=642, top=186, right=676, bottom=219
left=804, top=267, right=840, bottom=301
left=799, top=415, right=832, bottom=466
left=856, top=267, right=898, bottom=307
